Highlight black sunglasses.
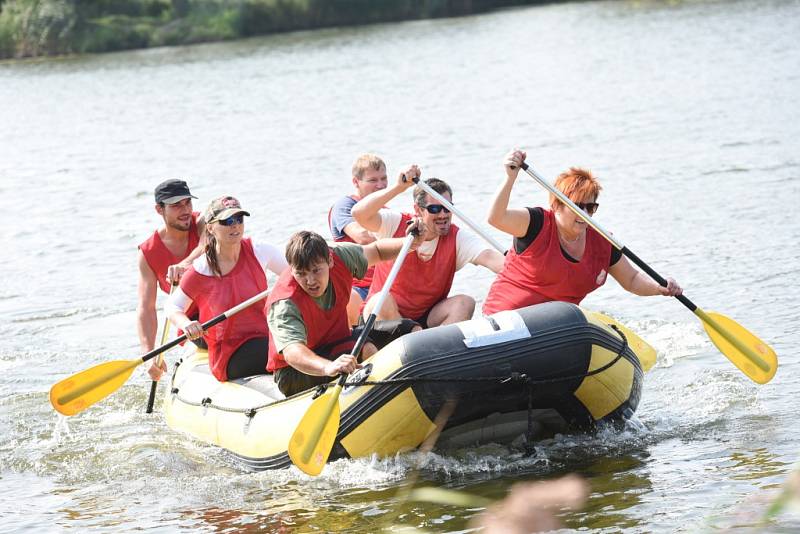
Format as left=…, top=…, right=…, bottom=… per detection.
left=421, top=204, right=451, bottom=214
left=218, top=214, right=244, bottom=226
left=576, top=202, right=599, bottom=215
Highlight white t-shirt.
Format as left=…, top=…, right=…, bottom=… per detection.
left=375, top=210, right=488, bottom=270
left=165, top=241, right=287, bottom=316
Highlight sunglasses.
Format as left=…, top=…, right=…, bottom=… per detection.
left=421, top=204, right=451, bottom=214
left=218, top=214, right=244, bottom=226
left=575, top=202, right=599, bottom=215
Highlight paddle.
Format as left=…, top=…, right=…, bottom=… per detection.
left=145, top=281, right=177, bottom=414
left=50, top=288, right=273, bottom=416
left=288, top=231, right=418, bottom=476
left=411, top=177, right=505, bottom=253
left=517, top=161, right=777, bottom=384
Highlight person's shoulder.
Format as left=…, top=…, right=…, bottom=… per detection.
left=332, top=195, right=358, bottom=210
left=138, top=227, right=161, bottom=249
left=331, top=242, right=365, bottom=266
left=268, top=296, right=302, bottom=319
left=252, top=239, right=279, bottom=250
left=253, top=240, right=284, bottom=261
left=332, top=241, right=363, bottom=256
left=454, top=226, right=485, bottom=248
left=382, top=210, right=405, bottom=234
left=178, top=264, right=203, bottom=291
left=137, top=247, right=157, bottom=277
left=190, top=255, right=212, bottom=276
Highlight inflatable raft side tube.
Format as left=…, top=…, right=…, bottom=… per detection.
left=338, top=303, right=645, bottom=454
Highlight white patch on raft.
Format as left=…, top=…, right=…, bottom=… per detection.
left=457, top=311, right=530, bottom=348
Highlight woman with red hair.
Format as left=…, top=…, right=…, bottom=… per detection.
left=483, top=149, right=682, bottom=315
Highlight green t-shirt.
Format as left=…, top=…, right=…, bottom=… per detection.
left=267, top=243, right=367, bottom=353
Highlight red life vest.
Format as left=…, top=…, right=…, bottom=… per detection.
left=482, top=209, right=612, bottom=314
left=266, top=252, right=354, bottom=372
left=180, top=239, right=269, bottom=381
left=328, top=194, right=374, bottom=290
left=139, top=212, right=201, bottom=293
left=366, top=213, right=459, bottom=321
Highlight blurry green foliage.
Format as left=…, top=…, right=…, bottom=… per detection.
left=0, top=0, right=541, bottom=59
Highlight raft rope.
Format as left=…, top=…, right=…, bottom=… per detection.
left=169, top=325, right=629, bottom=437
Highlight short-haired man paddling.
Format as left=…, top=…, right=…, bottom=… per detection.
left=352, top=166, right=504, bottom=327
left=266, top=227, right=423, bottom=397
left=137, top=179, right=205, bottom=361
left=329, top=153, right=389, bottom=324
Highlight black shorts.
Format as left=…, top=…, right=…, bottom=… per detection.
left=225, top=337, right=268, bottom=380
left=411, top=308, right=433, bottom=329
left=368, top=318, right=420, bottom=349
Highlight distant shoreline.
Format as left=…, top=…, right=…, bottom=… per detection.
left=0, top=0, right=550, bottom=60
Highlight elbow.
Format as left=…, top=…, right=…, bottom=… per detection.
left=353, top=233, right=374, bottom=245
left=492, top=253, right=505, bottom=273
left=486, top=211, right=505, bottom=231
left=282, top=344, right=302, bottom=367
left=623, top=275, right=642, bottom=295
left=351, top=205, right=366, bottom=224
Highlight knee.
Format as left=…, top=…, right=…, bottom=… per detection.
left=347, top=289, right=363, bottom=326
left=348, top=289, right=364, bottom=309
left=364, top=292, right=399, bottom=320
left=361, top=342, right=378, bottom=360
left=452, top=294, right=475, bottom=318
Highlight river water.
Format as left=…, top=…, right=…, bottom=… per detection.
left=1, top=0, right=799, bottom=531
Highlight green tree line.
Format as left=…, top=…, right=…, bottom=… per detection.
left=0, top=0, right=542, bottom=59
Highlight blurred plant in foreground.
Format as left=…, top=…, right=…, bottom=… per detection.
left=408, top=475, right=589, bottom=533
left=762, top=466, right=800, bottom=523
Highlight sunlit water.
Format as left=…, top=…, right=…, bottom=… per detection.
left=1, top=0, right=799, bottom=531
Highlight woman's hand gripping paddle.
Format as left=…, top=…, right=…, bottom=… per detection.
left=288, top=231, right=419, bottom=476
left=518, top=161, right=777, bottom=384
left=50, top=288, right=272, bottom=416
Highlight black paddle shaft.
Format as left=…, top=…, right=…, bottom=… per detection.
left=333, top=230, right=419, bottom=388
left=146, top=281, right=178, bottom=414
left=619, top=246, right=697, bottom=311
left=334, top=313, right=378, bottom=388
left=145, top=380, right=159, bottom=414
left=139, top=313, right=228, bottom=364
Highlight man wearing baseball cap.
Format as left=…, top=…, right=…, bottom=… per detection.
left=137, top=179, right=205, bottom=361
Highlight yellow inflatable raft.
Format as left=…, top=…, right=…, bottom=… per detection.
left=164, top=301, right=656, bottom=471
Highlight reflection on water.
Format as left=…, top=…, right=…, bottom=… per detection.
left=572, top=455, right=651, bottom=531
left=727, top=448, right=788, bottom=482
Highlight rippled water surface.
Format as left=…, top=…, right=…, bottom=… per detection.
left=2, top=0, right=799, bottom=531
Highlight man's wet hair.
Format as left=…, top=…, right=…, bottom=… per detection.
left=413, top=177, right=452, bottom=207
left=285, top=231, right=330, bottom=271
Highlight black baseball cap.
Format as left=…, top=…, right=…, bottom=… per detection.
left=154, top=179, right=197, bottom=204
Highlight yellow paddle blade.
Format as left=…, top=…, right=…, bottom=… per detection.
left=288, top=386, right=342, bottom=476
left=696, top=310, right=777, bottom=384
left=585, top=310, right=657, bottom=372
left=50, top=359, right=142, bottom=416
